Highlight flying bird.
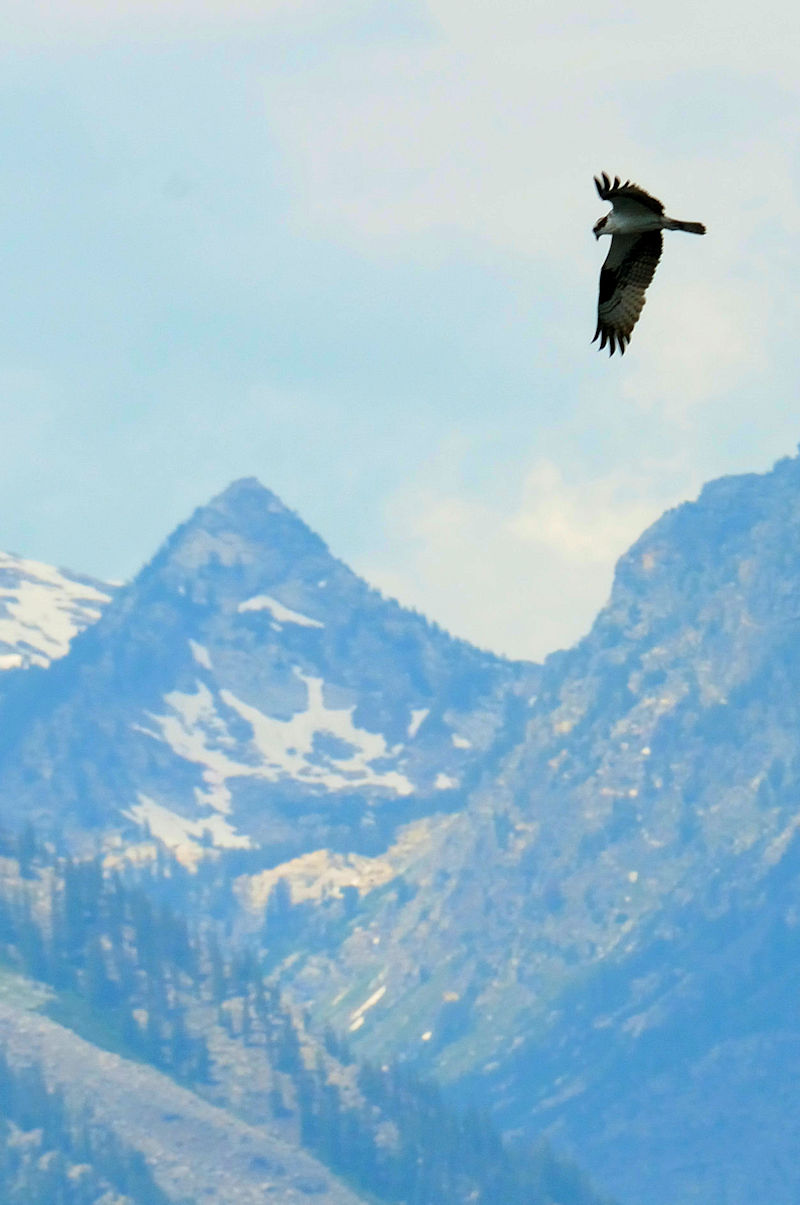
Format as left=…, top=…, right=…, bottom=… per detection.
left=592, top=173, right=706, bottom=355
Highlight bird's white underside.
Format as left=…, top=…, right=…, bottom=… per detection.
left=598, top=209, right=665, bottom=235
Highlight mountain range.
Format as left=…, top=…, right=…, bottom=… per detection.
left=4, top=455, right=800, bottom=1204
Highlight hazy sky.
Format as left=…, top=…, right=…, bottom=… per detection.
left=1, top=0, right=799, bottom=659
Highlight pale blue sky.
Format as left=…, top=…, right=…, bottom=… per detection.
left=1, top=0, right=799, bottom=658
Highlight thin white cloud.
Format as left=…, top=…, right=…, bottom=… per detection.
left=426, top=0, right=800, bottom=78
left=265, top=0, right=800, bottom=256
left=620, top=274, right=771, bottom=416
left=363, top=459, right=698, bottom=661
left=0, top=0, right=383, bottom=48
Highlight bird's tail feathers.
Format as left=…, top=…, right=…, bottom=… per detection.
left=665, top=218, right=706, bottom=234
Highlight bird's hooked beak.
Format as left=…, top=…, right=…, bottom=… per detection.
left=593, top=223, right=601, bottom=240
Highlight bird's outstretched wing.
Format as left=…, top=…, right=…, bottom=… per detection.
left=594, top=172, right=664, bottom=217
left=593, top=230, right=663, bottom=356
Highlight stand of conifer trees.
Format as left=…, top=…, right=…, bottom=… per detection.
left=0, top=1049, right=173, bottom=1204
left=0, top=831, right=611, bottom=1205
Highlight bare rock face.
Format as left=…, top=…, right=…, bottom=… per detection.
left=218, top=454, right=800, bottom=1205
left=7, top=456, right=800, bottom=1204
left=0, top=477, right=532, bottom=852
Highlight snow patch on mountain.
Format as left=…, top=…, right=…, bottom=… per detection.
left=0, top=552, right=112, bottom=668
left=139, top=670, right=415, bottom=802
left=238, top=595, right=324, bottom=629
left=349, top=985, right=386, bottom=1032
left=222, top=673, right=414, bottom=795
left=139, top=682, right=251, bottom=784
left=126, top=793, right=251, bottom=866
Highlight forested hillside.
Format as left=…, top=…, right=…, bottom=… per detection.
left=0, top=830, right=610, bottom=1205
left=0, top=1052, right=170, bottom=1204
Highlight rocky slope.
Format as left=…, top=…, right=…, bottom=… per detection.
left=0, top=478, right=532, bottom=857
left=0, top=995, right=367, bottom=1205
left=246, top=453, right=800, bottom=1205
left=6, top=456, right=800, bottom=1203
left=0, top=846, right=609, bottom=1205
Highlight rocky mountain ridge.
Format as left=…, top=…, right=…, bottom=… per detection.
left=0, top=478, right=532, bottom=855
left=4, top=457, right=800, bottom=1204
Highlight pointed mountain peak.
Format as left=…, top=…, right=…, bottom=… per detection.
left=136, top=479, right=340, bottom=608
left=175, top=478, right=325, bottom=555
left=209, top=477, right=290, bottom=517
left=202, top=478, right=321, bottom=543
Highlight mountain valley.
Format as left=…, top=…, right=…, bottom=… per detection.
left=3, top=457, right=800, bottom=1203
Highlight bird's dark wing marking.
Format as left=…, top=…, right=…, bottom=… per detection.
left=593, top=230, right=663, bottom=356
left=594, top=171, right=664, bottom=216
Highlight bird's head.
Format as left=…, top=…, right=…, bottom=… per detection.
left=593, top=215, right=608, bottom=240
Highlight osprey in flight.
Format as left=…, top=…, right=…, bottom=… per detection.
left=592, top=173, right=706, bottom=355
